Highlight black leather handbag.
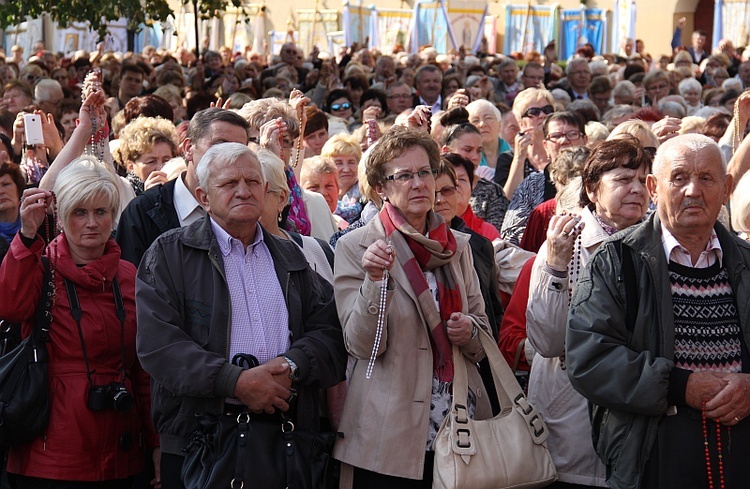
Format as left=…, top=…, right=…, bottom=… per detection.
left=0, top=258, right=53, bottom=448
left=181, top=354, right=340, bottom=489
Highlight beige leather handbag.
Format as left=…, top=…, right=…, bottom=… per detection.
left=433, top=327, right=557, bottom=489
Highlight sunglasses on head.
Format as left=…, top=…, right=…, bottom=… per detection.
left=522, top=105, right=554, bottom=118
left=331, top=102, right=352, bottom=111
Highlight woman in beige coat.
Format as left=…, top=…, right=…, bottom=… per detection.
left=333, top=126, right=491, bottom=488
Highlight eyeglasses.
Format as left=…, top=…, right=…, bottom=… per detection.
left=330, top=102, right=351, bottom=111
left=387, top=94, right=412, bottom=100
left=435, top=185, right=457, bottom=198
left=546, top=130, right=583, bottom=142
left=385, top=168, right=437, bottom=183
left=522, top=105, right=554, bottom=119
left=647, top=84, right=669, bottom=91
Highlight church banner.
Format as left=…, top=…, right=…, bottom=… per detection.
left=504, top=4, right=558, bottom=55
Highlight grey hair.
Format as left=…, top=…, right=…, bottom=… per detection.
left=653, top=133, right=726, bottom=177
left=195, top=142, right=264, bottom=190
left=237, top=98, right=300, bottom=138
left=566, top=58, right=590, bottom=74
left=34, top=78, right=63, bottom=103
left=466, top=99, right=501, bottom=121
left=54, top=156, right=120, bottom=230
left=678, top=77, right=702, bottom=96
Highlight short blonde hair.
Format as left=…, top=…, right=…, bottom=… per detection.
left=54, top=156, right=120, bottom=230
left=608, top=119, right=659, bottom=149
left=300, top=156, right=339, bottom=185
left=512, top=87, right=555, bottom=121
left=114, top=117, right=178, bottom=170
left=256, top=149, right=290, bottom=200
left=320, top=133, right=362, bottom=161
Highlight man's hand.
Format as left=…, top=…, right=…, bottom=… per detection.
left=703, top=373, right=750, bottom=426
left=233, top=358, right=292, bottom=414
left=652, top=116, right=682, bottom=143
left=685, top=370, right=728, bottom=411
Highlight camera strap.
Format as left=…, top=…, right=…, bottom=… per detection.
left=64, top=277, right=127, bottom=386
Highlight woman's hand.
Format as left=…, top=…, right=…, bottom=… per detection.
left=546, top=213, right=584, bottom=272
left=144, top=171, right=168, bottom=190
left=361, top=106, right=381, bottom=123
left=446, top=312, right=473, bottom=346
left=447, top=89, right=469, bottom=110
left=259, top=117, right=285, bottom=157
left=40, top=111, right=63, bottom=158
left=403, top=105, right=431, bottom=132
left=78, top=89, right=107, bottom=135
left=513, top=128, right=533, bottom=157
left=20, top=188, right=54, bottom=239
left=362, top=239, right=395, bottom=282
left=652, top=116, right=682, bottom=144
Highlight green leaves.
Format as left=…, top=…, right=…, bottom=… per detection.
left=0, top=0, right=182, bottom=41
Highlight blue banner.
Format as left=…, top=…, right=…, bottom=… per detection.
left=504, top=5, right=558, bottom=55
left=560, top=8, right=606, bottom=60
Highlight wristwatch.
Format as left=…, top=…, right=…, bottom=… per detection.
left=284, top=356, right=300, bottom=382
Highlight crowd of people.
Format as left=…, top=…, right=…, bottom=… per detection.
left=0, top=16, right=750, bottom=489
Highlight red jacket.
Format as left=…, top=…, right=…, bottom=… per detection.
left=497, top=256, right=536, bottom=372
left=0, top=233, right=158, bottom=481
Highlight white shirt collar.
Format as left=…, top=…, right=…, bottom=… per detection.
left=173, top=172, right=205, bottom=227
left=660, top=223, right=723, bottom=268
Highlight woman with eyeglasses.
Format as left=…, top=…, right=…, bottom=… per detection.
left=642, top=69, right=671, bottom=107
left=440, top=108, right=509, bottom=235
left=525, top=137, right=651, bottom=489
left=333, top=126, right=492, bottom=487
left=495, top=88, right=556, bottom=200
left=501, top=112, right=588, bottom=245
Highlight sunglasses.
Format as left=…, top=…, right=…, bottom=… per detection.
left=522, top=105, right=554, bottom=118
left=330, top=102, right=352, bottom=111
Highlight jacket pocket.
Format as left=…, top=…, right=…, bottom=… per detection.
left=183, top=299, right=211, bottom=346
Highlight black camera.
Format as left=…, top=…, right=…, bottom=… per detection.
left=87, top=382, right=135, bottom=412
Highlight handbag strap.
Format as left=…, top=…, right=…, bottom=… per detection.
left=511, top=339, right=525, bottom=373
left=232, top=413, right=250, bottom=489
left=450, top=324, right=549, bottom=446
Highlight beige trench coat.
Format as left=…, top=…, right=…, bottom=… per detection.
left=332, top=215, right=492, bottom=480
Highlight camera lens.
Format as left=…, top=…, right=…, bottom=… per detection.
left=112, top=390, right=134, bottom=412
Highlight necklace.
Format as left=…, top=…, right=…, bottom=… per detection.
left=43, top=192, right=59, bottom=310
left=733, top=99, right=742, bottom=152
left=293, top=101, right=306, bottom=169
left=702, top=399, right=727, bottom=489
left=366, top=240, right=392, bottom=379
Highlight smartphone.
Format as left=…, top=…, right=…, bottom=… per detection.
left=23, top=114, right=44, bottom=146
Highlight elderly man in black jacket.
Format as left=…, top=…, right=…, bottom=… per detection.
left=567, top=134, right=750, bottom=489
left=136, top=143, right=346, bottom=489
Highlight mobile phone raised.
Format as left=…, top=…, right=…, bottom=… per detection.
left=23, top=114, right=44, bottom=146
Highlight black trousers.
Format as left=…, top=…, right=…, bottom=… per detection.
left=160, top=453, right=185, bottom=489
left=352, top=452, right=434, bottom=489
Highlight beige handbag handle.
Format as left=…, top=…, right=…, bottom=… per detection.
left=450, top=325, right=548, bottom=447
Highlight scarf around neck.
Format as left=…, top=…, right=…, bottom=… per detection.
left=0, top=212, right=20, bottom=243
left=379, top=202, right=461, bottom=382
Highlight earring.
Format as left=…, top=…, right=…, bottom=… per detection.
left=278, top=213, right=283, bottom=223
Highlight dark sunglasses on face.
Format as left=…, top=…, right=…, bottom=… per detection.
left=331, top=102, right=352, bottom=111
left=522, top=105, right=554, bottom=118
